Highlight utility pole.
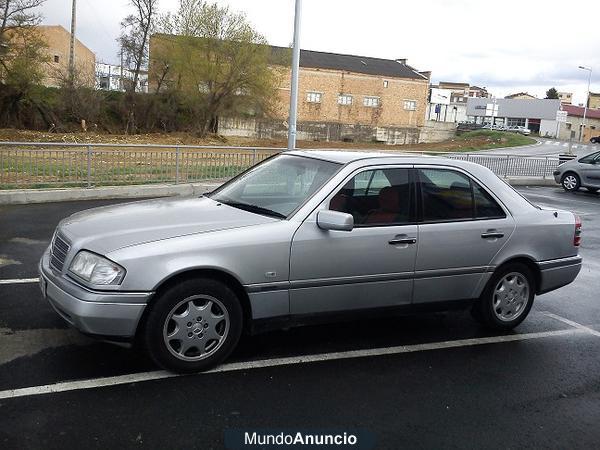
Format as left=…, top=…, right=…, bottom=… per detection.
left=69, top=0, right=77, bottom=83
left=287, top=0, right=302, bottom=151
left=578, top=65, right=592, bottom=143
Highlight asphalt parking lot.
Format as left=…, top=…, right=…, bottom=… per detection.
left=0, top=187, right=599, bottom=449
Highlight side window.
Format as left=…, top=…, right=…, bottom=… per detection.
left=473, top=182, right=506, bottom=219
left=419, top=169, right=506, bottom=222
left=579, top=151, right=600, bottom=164
left=329, top=168, right=411, bottom=226
left=419, top=169, right=473, bottom=221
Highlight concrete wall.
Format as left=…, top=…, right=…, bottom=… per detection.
left=539, top=119, right=559, bottom=138
left=219, top=117, right=453, bottom=145
left=419, top=121, right=457, bottom=143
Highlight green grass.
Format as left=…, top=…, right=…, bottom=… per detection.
left=450, top=130, right=536, bottom=152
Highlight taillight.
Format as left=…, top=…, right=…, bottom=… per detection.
left=574, top=215, right=582, bottom=247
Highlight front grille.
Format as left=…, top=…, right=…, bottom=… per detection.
left=50, top=233, right=71, bottom=272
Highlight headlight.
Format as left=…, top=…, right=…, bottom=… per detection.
left=69, top=251, right=126, bottom=286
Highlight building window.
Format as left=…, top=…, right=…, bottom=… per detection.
left=383, top=80, right=389, bottom=88
left=363, top=96, right=380, bottom=107
left=403, top=100, right=417, bottom=111
left=306, top=92, right=322, bottom=103
left=338, top=94, right=353, bottom=106
left=54, top=55, right=60, bottom=63
left=507, top=118, right=526, bottom=127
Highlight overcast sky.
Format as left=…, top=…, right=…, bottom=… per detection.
left=39, top=0, right=599, bottom=104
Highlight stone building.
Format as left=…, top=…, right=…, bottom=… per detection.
left=148, top=35, right=433, bottom=144
left=36, top=25, right=96, bottom=88
left=559, top=104, right=600, bottom=142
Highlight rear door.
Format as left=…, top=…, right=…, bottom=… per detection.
left=413, top=167, right=516, bottom=304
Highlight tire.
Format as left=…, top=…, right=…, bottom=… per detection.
left=472, top=263, right=535, bottom=331
left=561, top=172, right=580, bottom=192
left=143, top=277, right=243, bottom=373
left=587, top=187, right=599, bottom=193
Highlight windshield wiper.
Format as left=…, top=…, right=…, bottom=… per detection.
left=221, top=201, right=286, bottom=219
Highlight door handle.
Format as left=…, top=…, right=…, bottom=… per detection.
left=481, top=230, right=504, bottom=239
left=389, top=236, right=417, bottom=245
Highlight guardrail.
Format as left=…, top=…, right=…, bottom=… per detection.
left=0, top=142, right=559, bottom=189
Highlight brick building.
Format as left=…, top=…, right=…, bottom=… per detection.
left=37, top=25, right=96, bottom=88
left=149, top=35, right=431, bottom=144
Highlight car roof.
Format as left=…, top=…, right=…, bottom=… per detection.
left=288, top=149, right=435, bottom=164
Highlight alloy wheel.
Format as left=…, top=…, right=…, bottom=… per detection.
left=492, top=272, right=530, bottom=322
left=162, top=295, right=230, bottom=361
left=563, top=175, right=578, bottom=191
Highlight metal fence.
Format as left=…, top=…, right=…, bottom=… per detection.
left=0, top=142, right=281, bottom=189
left=0, top=142, right=559, bottom=189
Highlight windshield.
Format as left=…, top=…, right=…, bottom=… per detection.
left=209, top=154, right=341, bottom=218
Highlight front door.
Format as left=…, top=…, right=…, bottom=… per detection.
left=289, top=167, right=418, bottom=315
left=413, top=167, right=516, bottom=304
left=577, top=151, right=600, bottom=188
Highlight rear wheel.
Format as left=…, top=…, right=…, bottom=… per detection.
left=143, top=278, right=243, bottom=373
left=473, top=263, right=535, bottom=330
left=561, top=172, right=580, bottom=192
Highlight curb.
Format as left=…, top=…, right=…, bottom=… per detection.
left=0, top=181, right=223, bottom=205
left=0, top=177, right=557, bottom=205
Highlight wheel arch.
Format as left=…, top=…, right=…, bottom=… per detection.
left=136, top=268, right=253, bottom=339
left=490, top=256, right=541, bottom=294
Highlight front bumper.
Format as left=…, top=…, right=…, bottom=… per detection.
left=553, top=171, right=562, bottom=184
left=537, top=255, right=583, bottom=295
left=39, top=248, right=152, bottom=338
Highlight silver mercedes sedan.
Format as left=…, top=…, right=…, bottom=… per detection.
left=39, top=151, right=583, bottom=372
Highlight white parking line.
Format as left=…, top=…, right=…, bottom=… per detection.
left=541, top=312, right=600, bottom=337
left=0, top=278, right=39, bottom=285
left=0, top=328, right=587, bottom=401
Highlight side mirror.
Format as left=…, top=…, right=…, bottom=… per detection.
left=317, top=210, right=354, bottom=232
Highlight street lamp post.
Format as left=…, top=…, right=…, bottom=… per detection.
left=287, top=0, right=302, bottom=151
left=578, top=65, right=592, bottom=143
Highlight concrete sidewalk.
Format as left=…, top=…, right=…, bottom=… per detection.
left=0, top=177, right=557, bottom=205
left=0, top=181, right=224, bottom=205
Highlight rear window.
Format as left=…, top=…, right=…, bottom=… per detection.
left=418, top=168, right=506, bottom=222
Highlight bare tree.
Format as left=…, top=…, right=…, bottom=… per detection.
left=118, top=0, right=158, bottom=94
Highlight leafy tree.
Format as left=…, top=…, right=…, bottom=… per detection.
left=152, top=0, right=283, bottom=136
left=545, top=87, right=559, bottom=99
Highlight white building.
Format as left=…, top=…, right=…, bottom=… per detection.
left=466, top=98, right=562, bottom=137
left=95, top=62, right=148, bottom=93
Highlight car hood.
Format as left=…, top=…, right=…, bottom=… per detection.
left=58, top=196, right=277, bottom=254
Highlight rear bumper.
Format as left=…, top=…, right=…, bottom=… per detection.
left=537, top=255, right=582, bottom=295
left=39, top=248, right=152, bottom=338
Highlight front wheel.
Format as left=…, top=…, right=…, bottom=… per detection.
left=561, top=173, right=580, bottom=192
left=142, top=278, right=243, bottom=373
left=472, top=263, right=535, bottom=330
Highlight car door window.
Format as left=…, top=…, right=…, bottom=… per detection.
left=473, top=182, right=506, bottom=219
left=418, top=168, right=505, bottom=222
left=329, top=168, right=411, bottom=226
left=579, top=151, right=600, bottom=164
left=419, top=169, right=473, bottom=221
